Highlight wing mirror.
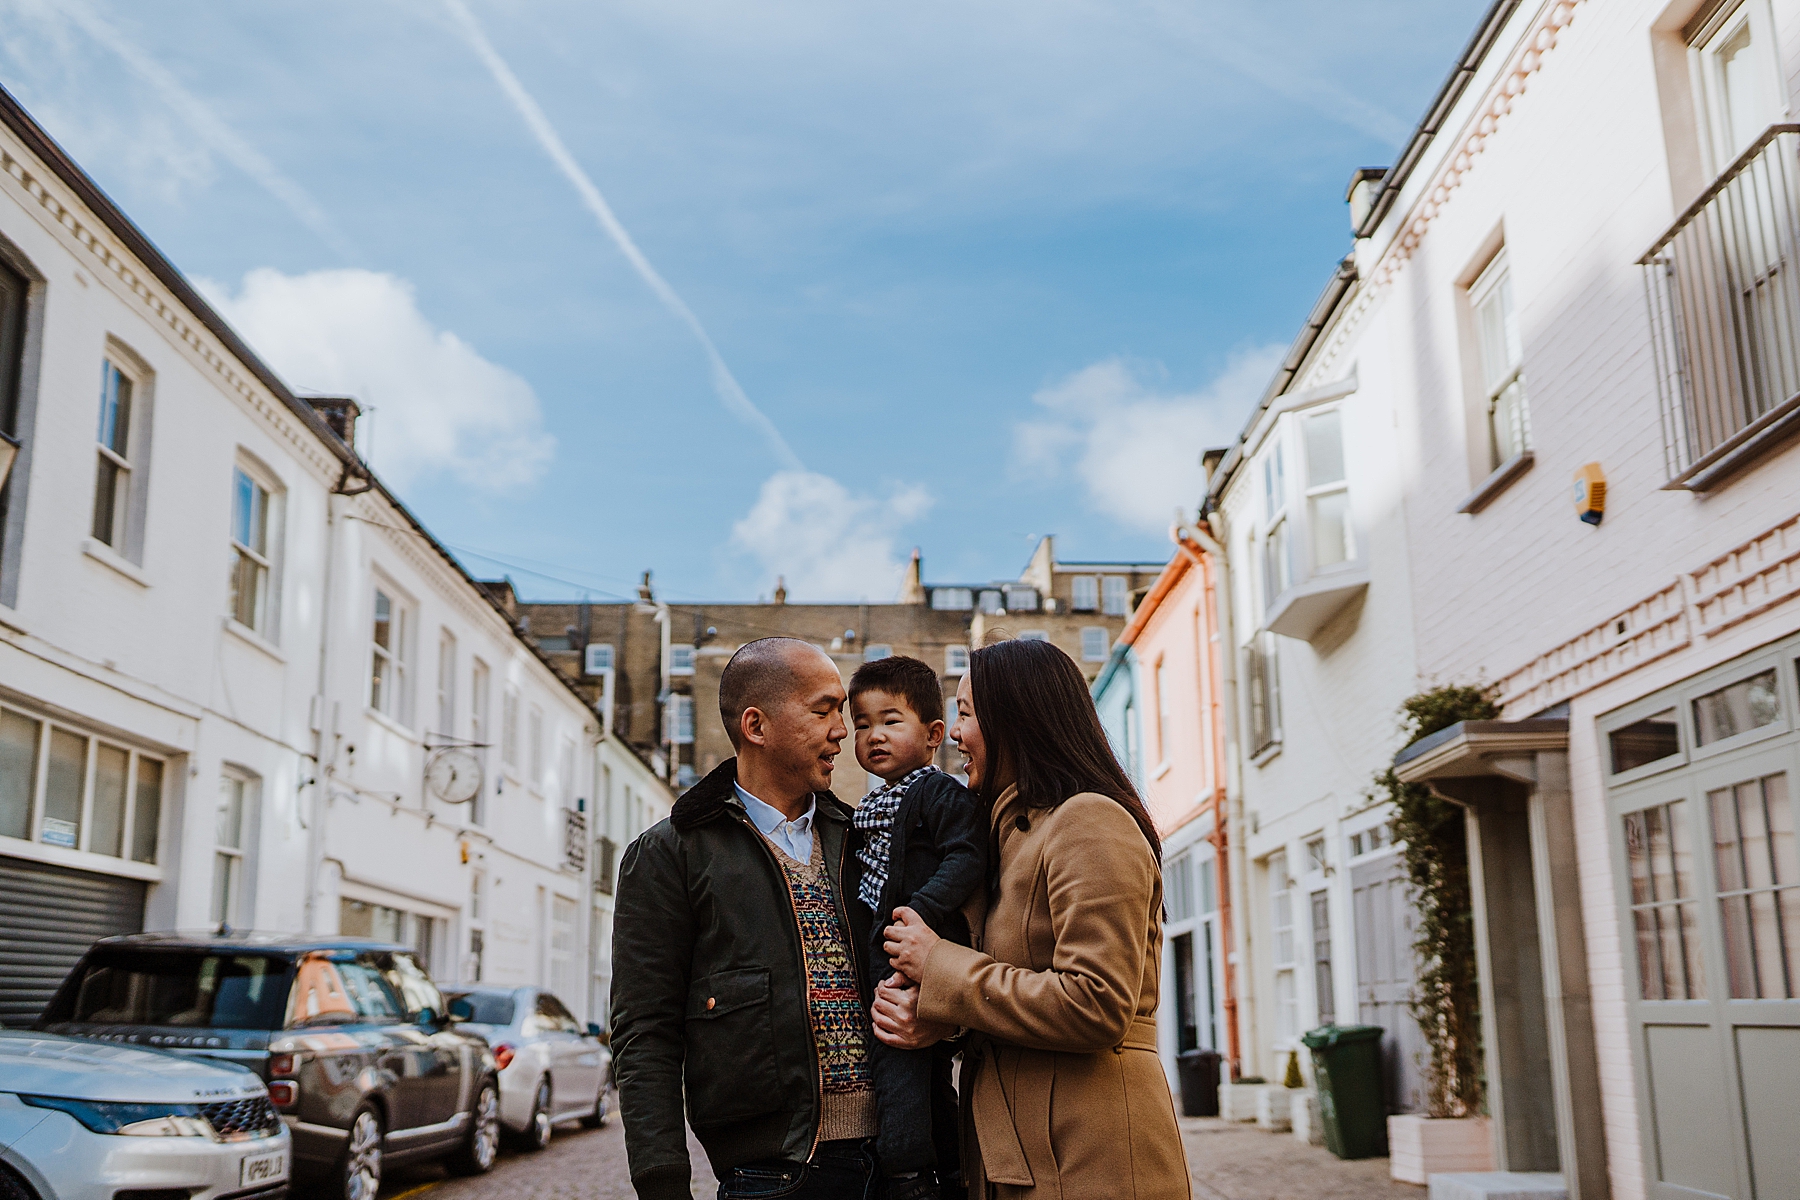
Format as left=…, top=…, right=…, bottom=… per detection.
left=447, top=997, right=475, bottom=1023
left=416, top=1006, right=440, bottom=1029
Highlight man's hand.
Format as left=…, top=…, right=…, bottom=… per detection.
left=883, top=905, right=940, bottom=981
left=872, top=973, right=954, bottom=1049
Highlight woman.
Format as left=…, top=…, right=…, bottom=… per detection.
left=873, top=638, right=1190, bottom=1199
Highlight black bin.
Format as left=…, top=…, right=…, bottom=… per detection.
left=1175, top=1049, right=1221, bottom=1117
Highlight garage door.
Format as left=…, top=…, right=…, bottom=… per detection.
left=0, top=855, right=145, bottom=1027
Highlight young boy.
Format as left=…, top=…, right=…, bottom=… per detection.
left=849, top=655, right=986, bottom=1200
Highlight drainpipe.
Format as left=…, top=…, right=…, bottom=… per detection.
left=305, top=489, right=342, bottom=935
left=1173, top=520, right=1243, bottom=1081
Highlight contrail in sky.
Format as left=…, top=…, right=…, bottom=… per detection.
left=441, top=0, right=804, bottom=472
left=8, top=0, right=359, bottom=260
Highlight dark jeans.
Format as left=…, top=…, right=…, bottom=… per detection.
left=717, top=1139, right=878, bottom=1200
left=869, top=1039, right=960, bottom=1178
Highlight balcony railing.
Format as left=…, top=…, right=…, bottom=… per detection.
left=1641, top=124, right=1800, bottom=489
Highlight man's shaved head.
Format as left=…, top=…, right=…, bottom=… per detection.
left=719, top=637, right=835, bottom=749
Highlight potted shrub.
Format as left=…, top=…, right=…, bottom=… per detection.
left=1374, top=686, right=1498, bottom=1184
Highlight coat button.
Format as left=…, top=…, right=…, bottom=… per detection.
left=1015, top=814, right=1031, bottom=832
left=706, top=997, right=716, bottom=1011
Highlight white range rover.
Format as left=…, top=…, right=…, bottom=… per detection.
left=0, top=1030, right=289, bottom=1200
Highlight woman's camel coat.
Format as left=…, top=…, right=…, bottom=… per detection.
left=918, top=786, right=1190, bottom=1200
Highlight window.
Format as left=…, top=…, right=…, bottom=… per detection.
left=668, top=695, right=695, bottom=745
left=501, top=687, right=520, bottom=770
left=1611, top=709, right=1682, bottom=774
left=863, top=644, right=893, bottom=662
left=931, top=587, right=973, bottom=611
left=978, top=589, right=1004, bottom=615
left=1101, top=576, right=1129, bottom=617
left=470, top=660, right=490, bottom=825
left=1349, top=823, right=1394, bottom=858
left=1018, top=630, right=1050, bottom=643
left=1003, top=585, right=1039, bottom=613
left=550, top=896, right=579, bottom=1003
left=370, top=588, right=411, bottom=722
left=1624, top=799, right=1705, bottom=999
left=1312, top=890, right=1336, bottom=1025
left=1072, top=576, right=1099, bottom=612
left=584, top=643, right=614, bottom=674
left=1198, top=857, right=1218, bottom=914
left=1153, top=659, right=1170, bottom=763
left=1167, top=853, right=1194, bottom=922
left=595, top=836, right=619, bottom=895
left=1692, top=0, right=1780, bottom=168
left=227, top=466, right=275, bottom=635
left=0, top=256, right=28, bottom=604
left=1302, top=409, right=1353, bottom=568
left=528, top=706, right=545, bottom=786
left=1471, top=256, right=1531, bottom=470
left=944, top=645, right=970, bottom=675
left=1693, top=669, right=1779, bottom=745
left=0, top=704, right=162, bottom=862
left=212, top=772, right=253, bottom=928
left=1269, top=852, right=1298, bottom=1042
left=1246, top=633, right=1280, bottom=755
left=1708, top=772, right=1798, bottom=998
left=1081, top=627, right=1109, bottom=663
left=91, top=357, right=145, bottom=557
left=1306, top=836, right=1328, bottom=874
left=668, top=644, right=695, bottom=675
left=436, top=630, right=457, bottom=737
left=338, top=902, right=438, bottom=975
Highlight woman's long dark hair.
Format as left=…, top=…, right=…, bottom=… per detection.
left=968, top=638, right=1161, bottom=861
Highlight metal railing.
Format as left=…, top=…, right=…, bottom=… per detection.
left=1641, top=125, right=1800, bottom=486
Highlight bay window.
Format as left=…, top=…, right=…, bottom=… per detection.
left=1250, top=402, right=1366, bottom=642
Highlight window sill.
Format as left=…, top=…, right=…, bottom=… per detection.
left=364, top=707, right=420, bottom=744
left=82, top=538, right=149, bottom=588
left=1457, top=451, right=1535, bottom=514
left=1663, top=392, right=1800, bottom=491
left=0, top=832, right=163, bottom=881
left=222, top=617, right=285, bottom=663
left=1250, top=741, right=1282, bottom=768
left=1261, top=566, right=1370, bottom=642
left=1153, top=761, right=1173, bottom=780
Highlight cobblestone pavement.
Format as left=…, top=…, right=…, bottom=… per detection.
left=323, top=1113, right=1419, bottom=1200
left=1183, top=1118, right=1424, bottom=1200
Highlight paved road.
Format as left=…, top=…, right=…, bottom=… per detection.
left=291, top=1111, right=717, bottom=1200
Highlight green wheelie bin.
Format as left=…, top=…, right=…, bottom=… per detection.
left=1299, top=1024, right=1389, bottom=1159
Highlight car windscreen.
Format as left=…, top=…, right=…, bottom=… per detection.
left=448, top=991, right=515, bottom=1026
left=44, top=950, right=294, bottom=1031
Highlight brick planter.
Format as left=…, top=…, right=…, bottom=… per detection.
left=1388, top=1115, right=1493, bottom=1184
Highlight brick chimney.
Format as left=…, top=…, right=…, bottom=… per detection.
left=305, top=396, right=361, bottom=450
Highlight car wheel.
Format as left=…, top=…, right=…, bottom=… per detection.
left=446, top=1077, right=502, bottom=1176
left=518, top=1075, right=553, bottom=1151
left=0, top=1164, right=41, bottom=1200
left=336, top=1105, right=383, bottom=1200
left=579, top=1079, right=609, bottom=1129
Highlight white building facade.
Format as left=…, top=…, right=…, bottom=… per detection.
left=1210, top=0, right=1800, bottom=1195
left=0, top=86, right=614, bottom=1024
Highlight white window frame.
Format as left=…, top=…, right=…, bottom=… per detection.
left=1081, top=626, right=1109, bottom=663
left=1072, top=576, right=1100, bottom=613
left=1690, top=0, right=1785, bottom=174
left=931, top=587, right=973, bottom=611
left=212, top=768, right=257, bottom=928
left=1101, top=576, right=1129, bottom=617
left=1300, top=407, right=1355, bottom=571
left=435, top=629, right=457, bottom=738
left=668, top=694, right=695, bottom=746
left=528, top=704, right=545, bottom=788
left=89, top=345, right=153, bottom=564
left=1018, top=630, right=1050, bottom=643
left=1269, top=851, right=1299, bottom=1046
left=1469, top=255, right=1532, bottom=472
left=0, top=700, right=165, bottom=869
left=1003, top=585, right=1039, bottom=613
left=1153, top=657, right=1171, bottom=769
left=863, top=644, right=893, bottom=662
left=584, top=643, right=614, bottom=674
left=668, top=644, right=695, bottom=676
left=501, top=686, right=520, bottom=772
left=369, top=583, right=415, bottom=725
left=1246, top=631, right=1281, bottom=758
left=944, top=645, right=970, bottom=675
left=226, top=457, right=282, bottom=640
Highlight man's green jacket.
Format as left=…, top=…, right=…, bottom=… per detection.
left=610, top=758, right=871, bottom=1200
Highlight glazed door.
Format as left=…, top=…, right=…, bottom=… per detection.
left=1351, top=852, right=1425, bottom=1113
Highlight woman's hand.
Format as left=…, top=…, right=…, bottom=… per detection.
left=871, top=973, right=954, bottom=1049
left=883, top=906, right=940, bottom=981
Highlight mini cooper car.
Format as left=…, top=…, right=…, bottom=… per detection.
left=442, top=985, right=611, bottom=1149
left=0, top=1028, right=290, bottom=1200
left=38, top=933, right=499, bottom=1200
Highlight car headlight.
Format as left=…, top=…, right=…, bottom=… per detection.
left=21, top=1095, right=215, bottom=1137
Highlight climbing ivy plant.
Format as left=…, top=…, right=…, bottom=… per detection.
left=1370, top=684, right=1498, bottom=1119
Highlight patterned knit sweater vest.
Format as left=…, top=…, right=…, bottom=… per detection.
left=767, top=833, right=876, bottom=1141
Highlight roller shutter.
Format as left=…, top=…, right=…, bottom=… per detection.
left=0, top=855, right=145, bottom=1027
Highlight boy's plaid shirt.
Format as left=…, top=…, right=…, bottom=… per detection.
left=850, top=765, right=936, bottom=912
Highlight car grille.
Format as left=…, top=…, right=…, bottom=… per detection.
left=200, top=1096, right=282, bottom=1139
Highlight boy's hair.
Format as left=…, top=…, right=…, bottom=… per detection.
left=848, top=655, right=944, bottom=725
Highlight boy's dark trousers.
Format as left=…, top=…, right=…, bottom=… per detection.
left=867, top=941, right=962, bottom=1187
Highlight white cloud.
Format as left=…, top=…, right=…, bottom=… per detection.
left=1015, top=347, right=1284, bottom=531
left=201, top=268, right=555, bottom=491
left=730, top=470, right=932, bottom=602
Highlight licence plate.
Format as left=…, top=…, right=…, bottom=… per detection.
left=240, top=1150, right=286, bottom=1187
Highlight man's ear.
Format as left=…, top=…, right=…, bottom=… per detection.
left=739, top=706, right=770, bottom=749
left=925, top=719, right=946, bottom=751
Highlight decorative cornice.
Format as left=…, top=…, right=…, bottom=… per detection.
left=1304, top=0, right=1583, bottom=385
left=1690, top=511, right=1800, bottom=637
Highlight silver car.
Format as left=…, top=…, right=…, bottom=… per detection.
left=0, top=1029, right=289, bottom=1200
left=443, top=987, right=609, bottom=1150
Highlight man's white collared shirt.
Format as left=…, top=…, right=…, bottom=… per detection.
left=736, top=783, right=816, bottom=862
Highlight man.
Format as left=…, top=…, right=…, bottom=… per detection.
left=613, top=637, right=880, bottom=1199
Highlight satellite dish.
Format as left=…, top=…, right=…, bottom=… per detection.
left=426, top=748, right=483, bottom=804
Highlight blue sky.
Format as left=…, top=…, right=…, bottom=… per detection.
left=0, top=0, right=1489, bottom=603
